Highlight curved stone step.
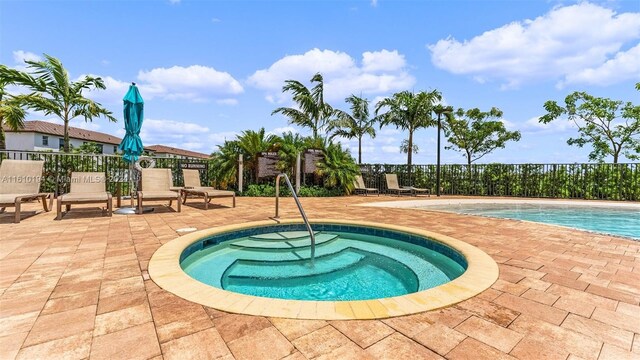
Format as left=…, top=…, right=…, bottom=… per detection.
left=230, top=233, right=338, bottom=250
left=224, top=247, right=365, bottom=280
left=249, top=231, right=319, bottom=241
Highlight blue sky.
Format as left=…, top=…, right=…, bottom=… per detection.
left=2, top=0, right=639, bottom=164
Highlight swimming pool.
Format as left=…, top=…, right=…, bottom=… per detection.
left=149, top=219, right=498, bottom=319
left=367, top=199, right=640, bottom=240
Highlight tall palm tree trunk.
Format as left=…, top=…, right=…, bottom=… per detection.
left=358, top=136, right=362, bottom=164
left=407, top=130, right=413, bottom=182
left=63, top=119, right=70, bottom=152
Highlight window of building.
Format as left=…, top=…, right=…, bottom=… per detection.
left=42, top=136, right=48, bottom=146
left=59, top=138, right=64, bottom=149
left=97, top=144, right=104, bottom=153
left=113, top=145, right=117, bottom=153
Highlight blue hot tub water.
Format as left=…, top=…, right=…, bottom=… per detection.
left=180, top=224, right=467, bottom=301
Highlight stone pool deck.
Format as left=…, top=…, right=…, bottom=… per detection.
left=1, top=196, right=639, bottom=359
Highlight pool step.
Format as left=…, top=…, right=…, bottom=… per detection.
left=249, top=231, right=318, bottom=241
left=224, top=248, right=365, bottom=280
left=230, top=233, right=338, bottom=250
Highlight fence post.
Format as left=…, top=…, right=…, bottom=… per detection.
left=295, top=152, right=301, bottom=194
left=238, top=154, right=243, bottom=193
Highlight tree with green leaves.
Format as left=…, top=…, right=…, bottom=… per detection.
left=328, top=94, right=376, bottom=164
left=272, top=73, right=334, bottom=138
left=0, top=66, right=45, bottom=149
left=375, top=90, right=441, bottom=179
left=73, top=142, right=103, bottom=154
left=444, top=107, right=521, bottom=166
left=275, top=131, right=306, bottom=175
left=540, top=90, right=639, bottom=163
left=0, top=54, right=116, bottom=152
left=210, top=140, right=241, bottom=188
left=315, top=142, right=359, bottom=194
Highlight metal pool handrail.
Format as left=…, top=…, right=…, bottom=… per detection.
left=275, top=173, right=316, bottom=261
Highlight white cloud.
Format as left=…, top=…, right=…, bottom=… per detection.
left=268, top=126, right=299, bottom=136
left=138, top=65, right=243, bottom=100
left=428, top=3, right=640, bottom=88
left=83, top=65, right=243, bottom=104
left=362, top=50, right=405, bottom=72
left=247, top=48, right=415, bottom=102
left=560, top=43, right=640, bottom=87
left=169, top=0, right=180, bottom=3
left=12, top=50, right=41, bottom=64
left=143, top=119, right=209, bottom=135
left=211, top=18, right=221, bottom=23
left=371, top=0, right=378, bottom=7
left=139, top=118, right=223, bottom=153
left=208, top=131, right=239, bottom=145
left=518, top=116, right=578, bottom=133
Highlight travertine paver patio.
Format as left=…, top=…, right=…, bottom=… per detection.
left=0, top=196, right=639, bottom=360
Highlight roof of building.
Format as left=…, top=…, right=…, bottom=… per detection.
left=145, top=145, right=210, bottom=159
left=4, top=120, right=122, bottom=145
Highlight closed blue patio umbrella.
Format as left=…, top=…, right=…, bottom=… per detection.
left=120, top=83, right=144, bottom=162
left=116, top=83, right=145, bottom=214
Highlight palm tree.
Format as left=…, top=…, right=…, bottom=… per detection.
left=315, top=142, right=359, bottom=194
left=272, top=73, right=334, bottom=138
left=2, top=54, right=116, bottom=152
left=210, top=140, right=242, bottom=188
left=375, top=90, right=441, bottom=180
left=433, top=104, right=454, bottom=196
left=329, top=95, right=376, bottom=164
left=0, top=65, right=45, bottom=150
left=236, top=128, right=280, bottom=180
left=275, top=131, right=306, bottom=175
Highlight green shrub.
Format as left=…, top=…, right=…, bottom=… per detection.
left=297, top=185, right=343, bottom=197
left=241, top=184, right=343, bottom=197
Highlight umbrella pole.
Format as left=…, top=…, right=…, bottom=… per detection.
left=129, top=162, right=134, bottom=208
left=114, top=160, right=138, bottom=215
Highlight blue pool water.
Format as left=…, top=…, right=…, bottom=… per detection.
left=180, top=225, right=466, bottom=301
left=423, top=203, right=639, bottom=240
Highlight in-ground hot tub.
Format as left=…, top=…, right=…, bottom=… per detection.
left=149, top=219, right=498, bottom=320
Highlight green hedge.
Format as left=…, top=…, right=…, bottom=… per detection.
left=241, top=184, right=343, bottom=197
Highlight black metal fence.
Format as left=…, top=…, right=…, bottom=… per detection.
left=2, top=150, right=638, bottom=200
left=0, top=150, right=210, bottom=196
left=358, top=163, right=640, bottom=201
